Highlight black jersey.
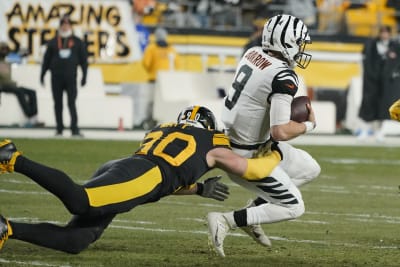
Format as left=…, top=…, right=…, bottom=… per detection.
left=135, top=123, right=231, bottom=195
left=41, top=35, right=88, bottom=79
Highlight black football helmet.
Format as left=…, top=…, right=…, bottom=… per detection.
left=177, top=105, right=217, bottom=130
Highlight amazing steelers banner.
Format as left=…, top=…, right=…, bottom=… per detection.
left=0, top=0, right=142, bottom=63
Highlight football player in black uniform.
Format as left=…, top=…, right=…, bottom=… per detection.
left=0, top=105, right=282, bottom=254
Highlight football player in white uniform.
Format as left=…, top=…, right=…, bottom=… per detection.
left=207, top=14, right=321, bottom=257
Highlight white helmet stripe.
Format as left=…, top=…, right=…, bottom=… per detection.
left=280, top=15, right=291, bottom=48
left=269, top=14, right=282, bottom=46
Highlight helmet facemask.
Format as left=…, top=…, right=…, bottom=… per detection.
left=294, top=39, right=312, bottom=69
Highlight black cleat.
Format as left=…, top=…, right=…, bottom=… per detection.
left=0, top=215, right=12, bottom=251
left=0, top=139, right=22, bottom=174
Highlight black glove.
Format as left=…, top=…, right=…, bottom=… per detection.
left=196, top=175, right=229, bottom=201
left=81, top=76, right=86, bottom=87
left=271, top=141, right=283, bottom=160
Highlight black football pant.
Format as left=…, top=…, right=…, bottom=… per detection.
left=0, top=86, right=38, bottom=117
left=9, top=156, right=163, bottom=254
left=50, top=75, right=79, bottom=134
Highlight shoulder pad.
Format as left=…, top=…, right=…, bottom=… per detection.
left=271, top=69, right=298, bottom=96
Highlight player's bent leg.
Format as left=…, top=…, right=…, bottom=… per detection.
left=278, top=142, right=321, bottom=187
left=239, top=199, right=271, bottom=247
left=246, top=167, right=305, bottom=223
left=246, top=199, right=305, bottom=225
left=227, top=173, right=276, bottom=247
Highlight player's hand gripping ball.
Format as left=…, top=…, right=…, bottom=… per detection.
left=290, top=96, right=311, bottom=123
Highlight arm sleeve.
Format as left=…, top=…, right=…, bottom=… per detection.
left=41, top=43, right=52, bottom=77
left=242, top=151, right=282, bottom=180
left=78, top=39, right=88, bottom=79
left=142, top=45, right=152, bottom=71
left=270, top=93, right=293, bottom=126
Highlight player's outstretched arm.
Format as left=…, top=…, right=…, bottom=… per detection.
left=207, top=146, right=282, bottom=180
left=173, top=175, right=229, bottom=201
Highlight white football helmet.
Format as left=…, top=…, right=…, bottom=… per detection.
left=262, top=14, right=312, bottom=69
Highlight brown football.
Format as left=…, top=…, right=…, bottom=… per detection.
left=290, top=96, right=311, bottom=122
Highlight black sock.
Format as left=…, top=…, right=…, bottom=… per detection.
left=233, top=209, right=247, bottom=227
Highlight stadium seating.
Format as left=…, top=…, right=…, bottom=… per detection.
left=0, top=64, right=133, bottom=129
left=345, top=2, right=397, bottom=36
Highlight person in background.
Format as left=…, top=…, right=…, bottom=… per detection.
left=0, top=42, right=43, bottom=128
left=40, top=14, right=88, bottom=137
left=140, top=27, right=182, bottom=129
left=357, top=25, right=400, bottom=142
left=0, top=105, right=282, bottom=254
left=136, top=20, right=150, bottom=53
left=131, top=0, right=151, bottom=53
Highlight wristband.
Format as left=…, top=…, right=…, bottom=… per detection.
left=196, top=183, right=204, bottom=195
left=303, top=121, right=315, bottom=133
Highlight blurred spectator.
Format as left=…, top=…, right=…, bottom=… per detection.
left=141, top=27, right=182, bottom=129
left=253, top=0, right=281, bottom=19
left=242, top=18, right=265, bottom=56
left=387, top=0, right=400, bottom=31
left=358, top=25, right=400, bottom=141
left=284, top=0, right=317, bottom=29
left=0, top=42, right=43, bottom=128
left=317, top=0, right=347, bottom=34
left=162, top=2, right=200, bottom=28
left=133, top=12, right=150, bottom=53
left=210, top=1, right=239, bottom=29
left=136, top=22, right=150, bottom=53
left=194, top=0, right=211, bottom=27
left=132, top=0, right=156, bottom=16
left=40, top=14, right=88, bottom=137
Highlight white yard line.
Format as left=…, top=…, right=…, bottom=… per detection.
left=0, top=258, right=71, bottom=267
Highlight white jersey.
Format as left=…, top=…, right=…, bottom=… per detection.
left=222, top=46, right=299, bottom=146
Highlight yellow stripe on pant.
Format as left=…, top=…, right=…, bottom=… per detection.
left=85, top=166, right=162, bottom=207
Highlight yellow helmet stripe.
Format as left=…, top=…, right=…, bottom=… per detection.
left=189, top=105, right=200, bottom=121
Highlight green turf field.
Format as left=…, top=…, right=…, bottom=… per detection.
left=0, top=138, right=399, bottom=267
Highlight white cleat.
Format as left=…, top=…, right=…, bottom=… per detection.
left=240, top=224, right=271, bottom=247
left=207, top=212, right=230, bottom=257
left=239, top=199, right=271, bottom=247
